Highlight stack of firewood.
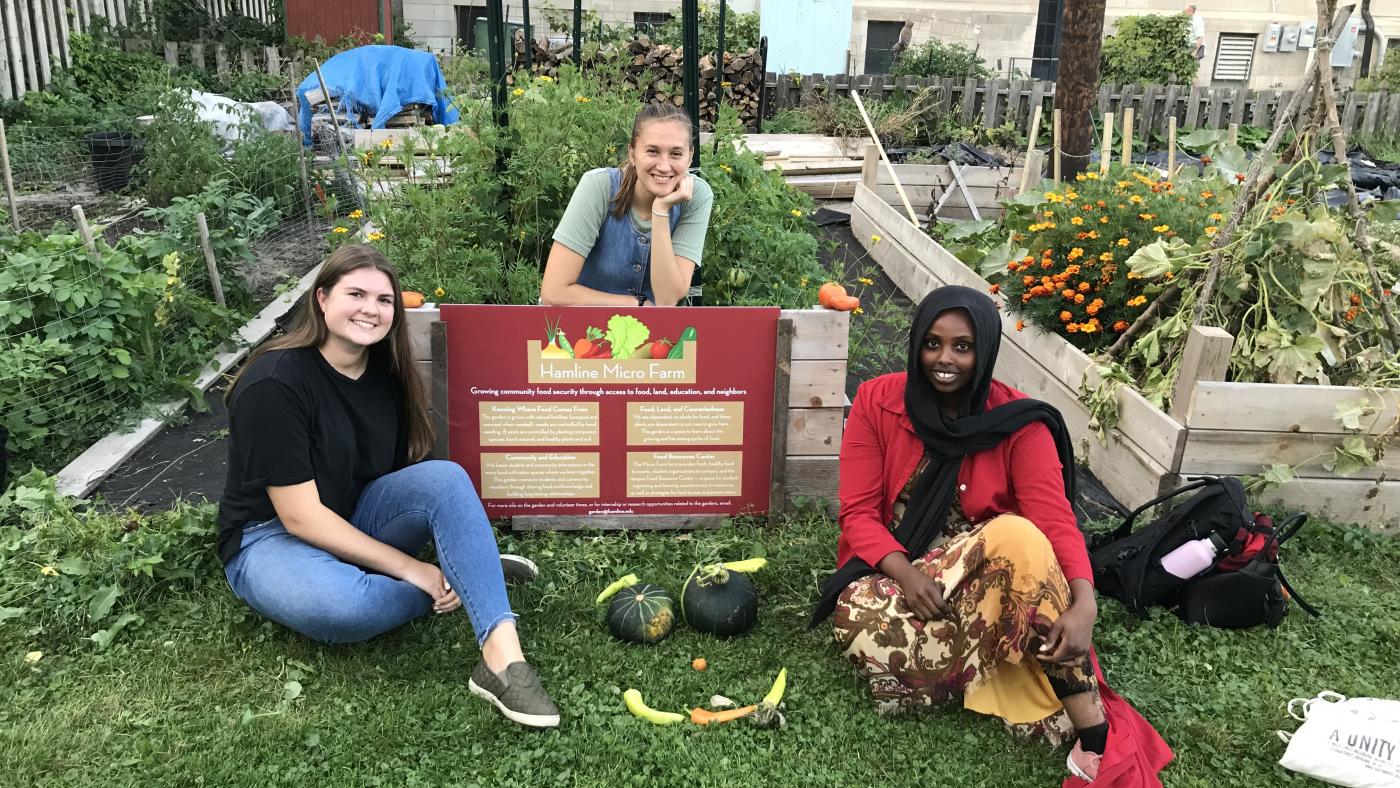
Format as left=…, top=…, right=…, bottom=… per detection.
left=510, top=33, right=764, bottom=129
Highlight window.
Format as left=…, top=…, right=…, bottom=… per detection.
left=864, top=21, right=905, bottom=75
left=634, top=12, right=670, bottom=34
left=1031, top=0, right=1063, bottom=80
left=1212, top=33, right=1258, bottom=82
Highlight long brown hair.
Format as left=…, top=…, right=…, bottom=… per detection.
left=610, top=102, right=693, bottom=220
left=226, top=244, right=435, bottom=461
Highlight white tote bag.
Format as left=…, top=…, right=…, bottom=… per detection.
left=1278, top=690, right=1400, bottom=787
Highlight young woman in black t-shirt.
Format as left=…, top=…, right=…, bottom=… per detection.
left=218, top=244, right=559, bottom=728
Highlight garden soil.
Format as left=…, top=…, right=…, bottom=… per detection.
left=92, top=215, right=1125, bottom=523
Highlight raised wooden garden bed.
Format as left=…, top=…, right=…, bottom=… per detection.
left=403, top=307, right=848, bottom=512
left=852, top=171, right=1399, bottom=530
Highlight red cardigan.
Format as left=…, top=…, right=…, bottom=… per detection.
left=836, top=372, right=1092, bottom=583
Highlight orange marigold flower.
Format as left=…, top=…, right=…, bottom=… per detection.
left=1068, top=247, right=1084, bottom=261
left=1023, top=275, right=1035, bottom=286
left=1082, top=204, right=1094, bottom=211
left=1113, top=320, right=1129, bottom=332
left=1043, top=210, right=1056, bottom=218
left=1100, top=216, right=1110, bottom=224
left=1008, top=261, right=1019, bottom=270
left=1081, top=320, right=1099, bottom=333
left=1129, top=195, right=1144, bottom=204
left=1117, top=237, right=1131, bottom=247
left=1201, top=191, right=1214, bottom=199
left=1088, top=230, right=1100, bottom=239
left=1074, top=293, right=1086, bottom=304
left=1015, top=320, right=1025, bottom=331
left=1042, top=260, right=1054, bottom=269
left=1350, top=293, right=1362, bottom=306
left=1022, top=293, right=1033, bottom=303
left=1152, top=224, right=1169, bottom=233
left=1138, top=213, right=1155, bottom=221
left=1078, top=282, right=1091, bottom=292
left=1060, top=311, right=1073, bottom=322
left=1204, top=226, right=1218, bottom=235
left=1344, top=307, right=1359, bottom=322
left=1086, top=304, right=1101, bottom=316
left=1065, top=264, right=1082, bottom=275
left=1066, top=323, right=1080, bottom=333
left=1235, top=173, right=1247, bottom=182
left=1165, top=271, right=1175, bottom=280
left=1127, top=295, right=1148, bottom=307
left=1076, top=232, right=1090, bottom=240
left=1096, top=200, right=1106, bottom=208
left=1070, top=216, right=1084, bottom=225
left=989, top=284, right=1001, bottom=294
left=1062, top=288, right=1076, bottom=299
left=1099, top=252, right=1114, bottom=262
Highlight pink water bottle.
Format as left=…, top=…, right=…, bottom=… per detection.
left=1160, top=533, right=1227, bottom=579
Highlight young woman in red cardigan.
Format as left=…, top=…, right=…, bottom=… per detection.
left=812, top=286, right=1171, bottom=786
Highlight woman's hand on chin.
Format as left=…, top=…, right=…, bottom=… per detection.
left=651, top=173, right=693, bottom=212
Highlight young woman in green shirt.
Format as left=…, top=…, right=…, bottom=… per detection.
left=540, top=104, right=714, bottom=307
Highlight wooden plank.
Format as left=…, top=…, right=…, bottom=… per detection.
left=770, top=318, right=794, bottom=520
left=961, top=77, right=976, bottom=125
left=787, top=407, right=844, bottom=455
left=1361, top=92, right=1383, bottom=136
left=1249, top=477, right=1400, bottom=531
left=786, top=175, right=856, bottom=200
left=790, top=360, right=846, bottom=408
left=782, top=308, right=849, bottom=360
left=1229, top=88, right=1247, bottom=126
left=430, top=321, right=449, bottom=460
left=512, top=515, right=726, bottom=531
left=1185, top=86, right=1204, bottom=129
left=1168, top=326, right=1234, bottom=422
left=404, top=305, right=439, bottom=361
left=874, top=164, right=1019, bottom=189
left=1138, top=85, right=1158, bottom=140
left=1185, top=382, right=1400, bottom=435
left=1177, top=429, right=1400, bottom=481
left=785, top=455, right=839, bottom=510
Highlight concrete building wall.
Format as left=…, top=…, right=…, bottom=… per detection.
left=405, top=0, right=760, bottom=53
left=848, top=0, right=1399, bottom=89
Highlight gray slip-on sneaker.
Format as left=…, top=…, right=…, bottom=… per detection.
left=500, top=554, right=539, bottom=585
left=469, top=661, right=560, bottom=729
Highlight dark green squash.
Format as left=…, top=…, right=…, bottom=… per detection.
left=681, top=565, right=758, bottom=636
left=606, top=583, right=676, bottom=644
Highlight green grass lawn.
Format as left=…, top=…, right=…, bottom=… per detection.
left=4, top=490, right=1400, bottom=787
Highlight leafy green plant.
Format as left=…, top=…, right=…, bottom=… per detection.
left=889, top=39, right=991, bottom=79
left=0, top=470, right=218, bottom=649
left=1099, top=14, right=1198, bottom=86
left=141, top=178, right=283, bottom=309
left=765, top=88, right=947, bottom=148
left=697, top=106, right=822, bottom=307
left=137, top=91, right=227, bottom=205
left=1357, top=52, right=1400, bottom=92
left=0, top=228, right=238, bottom=473
left=652, top=4, right=761, bottom=53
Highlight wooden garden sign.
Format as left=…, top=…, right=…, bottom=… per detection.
left=440, top=305, right=781, bottom=528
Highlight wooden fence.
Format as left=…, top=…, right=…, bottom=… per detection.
left=0, top=0, right=278, bottom=99
left=764, top=73, right=1400, bottom=139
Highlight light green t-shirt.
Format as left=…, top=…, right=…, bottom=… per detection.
left=552, top=167, right=715, bottom=265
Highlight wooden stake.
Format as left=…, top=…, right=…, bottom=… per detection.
left=1227, top=122, right=1239, bottom=147
left=312, top=58, right=355, bottom=177
left=196, top=212, right=226, bottom=308
left=0, top=119, right=17, bottom=231
left=1023, top=103, right=1043, bottom=172
left=71, top=205, right=97, bottom=262
left=1099, top=111, right=1113, bottom=176
left=1121, top=107, right=1135, bottom=166
left=1167, top=115, right=1178, bottom=181
left=1051, top=108, right=1062, bottom=183
left=1018, top=149, right=1045, bottom=195
left=851, top=90, right=918, bottom=227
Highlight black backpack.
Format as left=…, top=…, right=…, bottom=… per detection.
left=1088, top=477, right=1319, bottom=628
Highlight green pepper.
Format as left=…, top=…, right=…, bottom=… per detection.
left=668, top=326, right=697, bottom=359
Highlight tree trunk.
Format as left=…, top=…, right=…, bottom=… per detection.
left=1055, top=0, right=1107, bottom=180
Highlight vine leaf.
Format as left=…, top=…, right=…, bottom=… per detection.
left=1334, top=399, right=1374, bottom=432
left=1261, top=463, right=1296, bottom=488
left=1324, top=436, right=1376, bottom=477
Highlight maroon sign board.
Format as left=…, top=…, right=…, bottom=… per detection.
left=442, top=305, right=780, bottom=518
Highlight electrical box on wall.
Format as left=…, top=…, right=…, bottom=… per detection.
left=1264, top=22, right=1282, bottom=52
left=1330, top=14, right=1362, bottom=67
left=1298, top=22, right=1317, bottom=48
left=1280, top=26, right=1300, bottom=52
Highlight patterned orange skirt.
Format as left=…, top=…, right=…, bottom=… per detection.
left=832, top=514, right=1095, bottom=744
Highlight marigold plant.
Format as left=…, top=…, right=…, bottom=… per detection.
left=993, top=165, right=1231, bottom=350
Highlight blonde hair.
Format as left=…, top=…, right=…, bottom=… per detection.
left=226, top=244, right=435, bottom=461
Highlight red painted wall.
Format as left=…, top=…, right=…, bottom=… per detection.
left=284, top=0, right=390, bottom=45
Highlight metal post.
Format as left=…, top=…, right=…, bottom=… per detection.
left=682, top=0, right=700, bottom=167
left=0, top=120, right=18, bottom=232
left=756, top=35, right=768, bottom=133
left=572, top=0, right=582, bottom=65
left=486, top=0, right=507, bottom=127
left=716, top=0, right=727, bottom=88
left=522, top=0, right=532, bottom=71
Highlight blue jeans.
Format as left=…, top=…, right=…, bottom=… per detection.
left=224, top=460, right=516, bottom=646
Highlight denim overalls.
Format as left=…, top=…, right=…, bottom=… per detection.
left=574, top=167, right=683, bottom=303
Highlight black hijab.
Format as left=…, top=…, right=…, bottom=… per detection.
left=810, top=285, right=1077, bottom=625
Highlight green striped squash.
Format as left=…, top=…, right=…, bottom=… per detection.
left=606, top=583, right=676, bottom=645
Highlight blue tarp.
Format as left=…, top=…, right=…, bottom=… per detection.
left=296, top=45, right=459, bottom=144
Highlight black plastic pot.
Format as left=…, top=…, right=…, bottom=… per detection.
left=84, top=132, right=144, bottom=192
